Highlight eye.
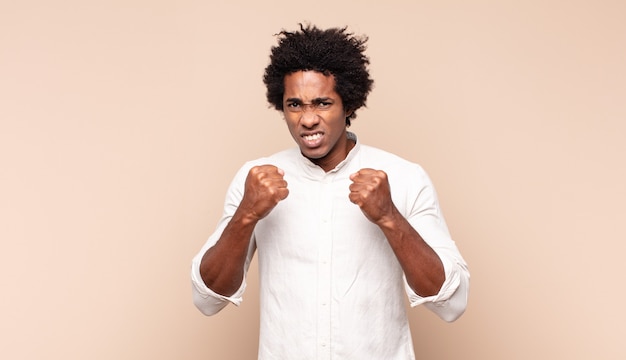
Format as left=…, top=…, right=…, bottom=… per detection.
left=313, top=100, right=332, bottom=110
left=317, top=101, right=332, bottom=109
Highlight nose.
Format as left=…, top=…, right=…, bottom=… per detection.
left=300, top=109, right=320, bottom=128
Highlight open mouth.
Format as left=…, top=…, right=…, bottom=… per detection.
left=303, top=133, right=322, bottom=142
left=300, top=132, right=324, bottom=149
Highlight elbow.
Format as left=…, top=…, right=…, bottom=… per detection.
left=191, top=278, right=230, bottom=316
left=427, top=292, right=468, bottom=323
left=428, top=270, right=470, bottom=322
left=192, top=291, right=212, bottom=316
left=438, top=299, right=467, bottom=323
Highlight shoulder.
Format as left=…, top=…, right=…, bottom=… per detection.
left=355, top=144, right=434, bottom=194
left=358, top=144, right=426, bottom=175
left=236, top=147, right=301, bottom=174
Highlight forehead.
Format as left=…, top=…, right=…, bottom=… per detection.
left=283, top=71, right=339, bottom=99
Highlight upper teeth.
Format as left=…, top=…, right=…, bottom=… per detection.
left=304, top=133, right=322, bottom=141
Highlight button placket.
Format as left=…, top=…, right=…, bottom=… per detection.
left=316, top=177, right=333, bottom=359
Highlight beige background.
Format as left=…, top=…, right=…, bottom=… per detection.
left=1, top=1, right=625, bottom=359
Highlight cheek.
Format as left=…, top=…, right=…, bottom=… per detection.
left=284, top=116, right=296, bottom=127
left=331, top=112, right=348, bottom=127
left=284, top=117, right=299, bottom=134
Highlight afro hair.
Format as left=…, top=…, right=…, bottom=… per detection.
left=263, top=24, right=374, bottom=126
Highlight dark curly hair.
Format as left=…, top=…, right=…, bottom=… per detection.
left=263, top=24, right=374, bottom=126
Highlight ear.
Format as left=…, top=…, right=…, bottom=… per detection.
left=344, top=110, right=354, bottom=127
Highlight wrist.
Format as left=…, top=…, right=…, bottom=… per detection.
left=234, top=204, right=262, bottom=226
left=375, top=206, right=402, bottom=230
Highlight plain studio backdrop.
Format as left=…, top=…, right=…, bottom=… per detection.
left=1, top=1, right=624, bottom=359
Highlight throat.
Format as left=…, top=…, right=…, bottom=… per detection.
left=311, top=137, right=356, bottom=173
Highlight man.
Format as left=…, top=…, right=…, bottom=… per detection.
left=191, top=24, right=470, bottom=359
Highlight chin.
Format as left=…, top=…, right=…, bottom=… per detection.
left=301, top=148, right=327, bottom=160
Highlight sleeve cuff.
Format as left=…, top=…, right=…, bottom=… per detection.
left=190, top=253, right=246, bottom=314
left=406, top=251, right=461, bottom=307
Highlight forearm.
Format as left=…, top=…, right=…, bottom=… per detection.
left=199, top=209, right=258, bottom=297
left=377, top=207, right=445, bottom=297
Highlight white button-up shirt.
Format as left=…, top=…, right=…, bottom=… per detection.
left=192, top=133, right=469, bottom=359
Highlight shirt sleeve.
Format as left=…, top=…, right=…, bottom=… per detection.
left=191, top=251, right=247, bottom=315
left=404, top=245, right=470, bottom=322
left=403, top=165, right=470, bottom=322
left=190, top=163, right=257, bottom=316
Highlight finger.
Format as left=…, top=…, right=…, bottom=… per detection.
left=350, top=168, right=381, bottom=182
left=270, top=179, right=289, bottom=190
left=277, top=187, right=289, bottom=200
left=348, top=191, right=361, bottom=205
left=251, top=166, right=285, bottom=182
left=352, top=168, right=377, bottom=176
left=252, top=164, right=284, bottom=174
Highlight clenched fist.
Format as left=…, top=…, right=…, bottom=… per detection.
left=349, top=168, right=396, bottom=225
left=240, top=165, right=289, bottom=221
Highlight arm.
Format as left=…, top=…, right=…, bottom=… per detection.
left=198, top=204, right=260, bottom=297
left=199, top=165, right=288, bottom=296
left=374, top=206, right=445, bottom=297
left=349, top=168, right=469, bottom=321
left=349, top=169, right=444, bottom=296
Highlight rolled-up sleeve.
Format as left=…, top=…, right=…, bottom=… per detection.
left=405, top=247, right=470, bottom=322
left=403, top=165, right=470, bottom=322
left=191, top=248, right=247, bottom=315
left=190, top=162, right=258, bottom=316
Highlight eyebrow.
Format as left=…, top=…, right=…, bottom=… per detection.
left=284, top=97, right=334, bottom=104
